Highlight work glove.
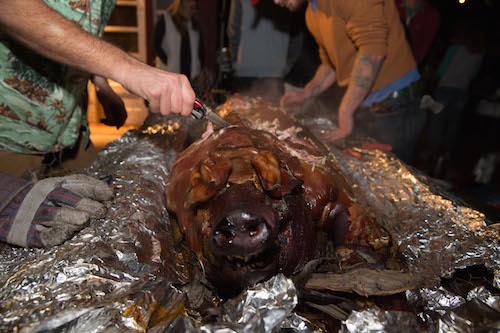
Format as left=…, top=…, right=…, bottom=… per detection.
left=92, top=75, right=128, bottom=129
left=0, top=173, right=113, bottom=248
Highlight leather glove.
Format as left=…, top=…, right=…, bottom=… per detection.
left=0, top=173, right=113, bottom=248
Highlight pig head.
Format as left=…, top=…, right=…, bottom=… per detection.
left=165, top=121, right=350, bottom=293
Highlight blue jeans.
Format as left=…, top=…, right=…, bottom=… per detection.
left=355, top=92, right=425, bottom=164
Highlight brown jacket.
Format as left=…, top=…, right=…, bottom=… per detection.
left=306, top=0, right=416, bottom=92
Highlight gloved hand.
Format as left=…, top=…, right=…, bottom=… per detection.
left=0, top=173, right=113, bottom=248
left=92, top=75, right=128, bottom=129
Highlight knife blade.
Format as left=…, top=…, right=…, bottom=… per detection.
left=192, top=99, right=230, bottom=128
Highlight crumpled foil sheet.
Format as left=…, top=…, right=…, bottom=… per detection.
left=300, top=112, right=500, bottom=332
left=330, top=147, right=500, bottom=278
left=0, top=116, right=318, bottom=333
left=198, top=274, right=319, bottom=333
left=494, top=270, right=500, bottom=289
left=300, top=113, right=500, bottom=278
left=153, top=274, right=320, bottom=333
left=0, top=122, right=190, bottom=332
left=1, top=95, right=499, bottom=332
left=342, top=308, right=421, bottom=333
left=405, top=285, right=500, bottom=332
left=406, top=287, right=467, bottom=316
left=467, top=286, right=500, bottom=312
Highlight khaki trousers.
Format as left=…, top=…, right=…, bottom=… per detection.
left=0, top=138, right=97, bottom=178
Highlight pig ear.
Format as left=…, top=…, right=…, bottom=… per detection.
left=319, top=201, right=350, bottom=246
left=251, top=151, right=302, bottom=199
left=185, top=155, right=232, bottom=208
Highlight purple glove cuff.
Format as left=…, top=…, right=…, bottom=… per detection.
left=0, top=173, right=33, bottom=213
left=0, top=184, right=33, bottom=245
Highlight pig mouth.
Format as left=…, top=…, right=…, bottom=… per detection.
left=208, top=210, right=279, bottom=276
left=223, top=242, right=278, bottom=272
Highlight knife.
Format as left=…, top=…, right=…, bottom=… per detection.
left=192, top=99, right=230, bottom=128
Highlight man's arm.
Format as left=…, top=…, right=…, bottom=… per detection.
left=0, top=0, right=195, bottom=117
left=321, top=0, right=388, bottom=141
left=304, top=64, right=337, bottom=98
left=324, top=54, right=384, bottom=141
left=280, top=64, right=336, bottom=109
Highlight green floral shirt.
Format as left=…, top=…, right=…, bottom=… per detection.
left=0, top=0, right=115, bottom=154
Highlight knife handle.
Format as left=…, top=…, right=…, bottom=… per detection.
left=191, top=99, right=206, bottom=119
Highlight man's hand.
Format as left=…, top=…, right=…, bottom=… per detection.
left=0, top=173, right=113, bottom=248
left=319, top=110, right=354, bottom=142
left=281, top=64, right=336, bottom=112
left=92, top=75, right=127, bottom=128
left=280, top=90, right=311, bottom=110
left=121, top=64, right=196, bottom=117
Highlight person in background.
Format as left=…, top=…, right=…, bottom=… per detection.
left=155, top=0, right=201, bottom=80
left=395, top=0, right=440, bottom=65
left=228, top=0, right=295, bottom=103
left=275, top=0, right=424, bottom=164
left=0, top=0, right=196, bottom=248
left=424, top=20, right=485, bottom=178
left=196, top=0, right=219, bottom=83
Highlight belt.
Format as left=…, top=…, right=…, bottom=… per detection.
left=367, top=80, right=421, bottom=114
left=387, top=80, right=421, bottom=100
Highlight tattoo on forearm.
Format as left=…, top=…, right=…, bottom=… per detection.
left=352, top=55, right=383, bottom=90
left=308, top=66, right=333, bottom=97
left=310, top=82, right=323, bottom=96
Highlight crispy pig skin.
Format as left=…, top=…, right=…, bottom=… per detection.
left=165, top=97, right=372, bottom=293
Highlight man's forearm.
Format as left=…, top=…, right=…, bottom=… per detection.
left=0, top=0, right=142, bottom=87
left=338, top=54, right=384, bottom=120
left=304, top=64, right=336, bottom=98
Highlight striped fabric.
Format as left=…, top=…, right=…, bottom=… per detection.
left=0, top=173, right=82, bottom=247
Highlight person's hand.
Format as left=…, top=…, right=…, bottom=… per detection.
left=122, top=64, right=196, bottom=117
left=319, top=127, right=351, bottom=142
left=0, top=173, right=113, bottom=248
left=319, top=110, right=354, bottom=142
left=280, top=90, right=311, bottom=110
left=92, top=75, right=127, bottom=129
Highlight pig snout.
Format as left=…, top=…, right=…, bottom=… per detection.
left=211, top=211, right=273, bottom=256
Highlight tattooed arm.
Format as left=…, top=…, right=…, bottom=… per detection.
left=280, top=64, right=336, bottom=109
left=322, top=54, right=384, bottom=142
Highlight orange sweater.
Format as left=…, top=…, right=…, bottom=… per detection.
left=305, top=0, right=416, bottom=92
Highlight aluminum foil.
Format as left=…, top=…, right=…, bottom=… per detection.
left=342, top=308, right=421, bottom=333
left=299, top=109, right=500, bottom=332
left=494, top=270, right=500, bottom=289
left=406, top=287, right=466, bottom=315
left=0, top=120, right=192, bottom=332
left=197, top=274, right=320, bottom=333
left=467, top=286, right=500, bottom=312
left=1, top=95, right=499, bottom=332
left=330, top=147, right=499, bottom=277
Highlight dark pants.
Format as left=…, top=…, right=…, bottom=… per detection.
left=355, top=92, right=425, bottom=164
left=426, top=87, right=468, bottom=157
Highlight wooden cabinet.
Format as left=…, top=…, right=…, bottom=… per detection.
left=102, top=0, right=153, bottom=64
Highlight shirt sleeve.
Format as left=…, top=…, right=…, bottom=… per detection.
left=342, top=0, right=388, bottom=56
left=305, top=5, right=333, bottom=67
